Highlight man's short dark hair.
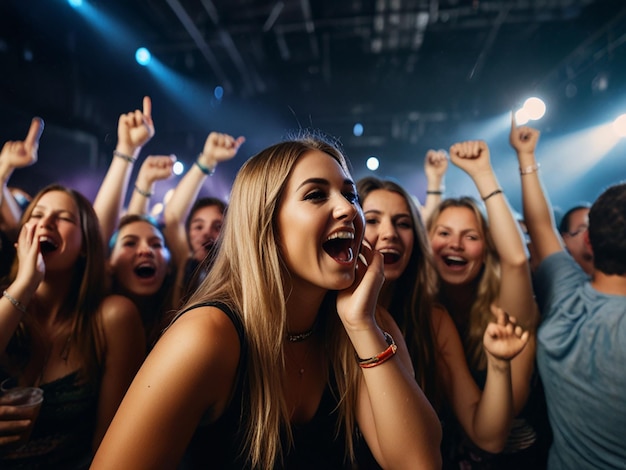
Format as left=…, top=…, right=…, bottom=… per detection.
left=588, top=183, right=626, bottom=275
left=558, top=204, right=591, bottom=235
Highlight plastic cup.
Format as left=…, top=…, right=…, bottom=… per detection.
left=0, top=385, right=44, bottom=446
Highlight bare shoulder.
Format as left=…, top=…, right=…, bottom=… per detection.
left=100, top=294, right=139, bottom=321
left=143, top=304, right=242, bottom=417
left=166, top=304, right=241, bottom=344
left=98, top=294, right=141, bottom=327
left=97, top=294, right=146, bottom=357
left=156, top=304, right=242, bottom=380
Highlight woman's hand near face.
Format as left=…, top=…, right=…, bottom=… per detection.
left=13, top=222, right=45, bottom=291
left=336, top=241, right=385, bottom=332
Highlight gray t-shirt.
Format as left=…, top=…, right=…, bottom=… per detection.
left=535, top=251, right=626, bottom=469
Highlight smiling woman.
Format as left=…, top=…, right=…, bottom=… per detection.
left=90, top=133, right=443, bottom=469
left=0, top=184, right=145, bottom=468
left=426, top=140, right=541, bottom=468
left=108, top=214, right=174, bottom=348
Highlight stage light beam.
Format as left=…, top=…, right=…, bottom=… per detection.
left=612, top=114, right=626, bottom=138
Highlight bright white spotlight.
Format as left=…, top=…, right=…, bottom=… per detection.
left=612, top=114, right=626, bottom=138
left=135, top=47, right=151, bottom=66
left=68, top=0, right=83, bottom=7
left=173, top=161, right=184, bottom=175
left=515, top=108, right=530, bottom=125
left=353, top=123, right=364, bottom=137
left=523, top=97, right=546, bottom=120
left=366, top=156, right=379, bottom=171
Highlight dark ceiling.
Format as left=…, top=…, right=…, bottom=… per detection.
left=2, top=0, right=626, bottom=211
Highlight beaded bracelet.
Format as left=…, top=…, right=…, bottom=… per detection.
left=113, top=150, right=136, bottom=164
left=195, top=156, right=215, bottom=176
left=481, top=188, right=503, bottom=202
left=520, top=163, right=540, bottom=175
left=134, top=184, right=153, bottom=198
left=2, top=290, right=27, bottom=314
left=357, top=331, right=397, bottom=369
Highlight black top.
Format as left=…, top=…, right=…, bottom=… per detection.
left=177, top=301, right=376, bottom=469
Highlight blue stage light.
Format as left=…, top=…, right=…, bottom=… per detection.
left=135, top=47, right=151, bottom=66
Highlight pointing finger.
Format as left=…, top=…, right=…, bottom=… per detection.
left=143, top=96, right=152, bottom=118
left=25, top=117, right=44, bottom=148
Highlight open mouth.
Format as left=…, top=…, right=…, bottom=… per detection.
left=134, top=263, right=156, bottom=278
left=39, top=236, right=58, bottom=254
left=379, top=250, right=401, bottom=264
left=443, top=255, right=467, bottom=267
left=323, top=231, right=354, bottom=263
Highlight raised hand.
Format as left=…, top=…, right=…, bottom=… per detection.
left=483, top=305, right=529, bottom=362
left=116, top=96, right=155, bottom=155
left=424, top=149, right=448, bottom=182
left=136, top=155, right=176, bottom=186
left=449, top=140, right=492, bottom=178
left=0, top=117, right=44, bottom=170
left=336, top=241, right=385, bottom=331
left=509, top=113, right=540, bottom=157
left=198, top=132, right=246, bottom=170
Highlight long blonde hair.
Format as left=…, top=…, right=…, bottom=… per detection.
left=181, top=135, right=361, bottom=468
left=427, top=197, right=500, bottom=371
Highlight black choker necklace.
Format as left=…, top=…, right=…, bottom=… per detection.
left=287, top=324, right=316, bottom=342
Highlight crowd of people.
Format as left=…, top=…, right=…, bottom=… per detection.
left=0, top=98, right=624, bottom=469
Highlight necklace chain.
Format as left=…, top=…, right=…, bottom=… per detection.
left=287, top=316, right=319, bottom=342
left=287, top=327, right=315, bottom=342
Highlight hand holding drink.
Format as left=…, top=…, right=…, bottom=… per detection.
left=0, top=381, right=44, bottom=449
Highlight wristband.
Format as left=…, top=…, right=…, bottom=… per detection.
left=356, top=331, right=397, bottom=368
left=134, top=185, right=153, bottom=198
left=195, top=156, right=215, bottom=176
left=481, top=188, right=503, bottom=202
left=3, top=290, right=27, bottom=314
left=520, top=163, right=540, bottom=175
left=426, top=190, right=443, bottom=195
left=113, top=150, right=136, bottom=164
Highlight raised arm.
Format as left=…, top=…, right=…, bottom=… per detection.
left=338, top=243, right=442, bottom=469
left=449, top=140, right=538, bottom=330
left=422, top=149, right=448, bottom=223
left=435, top=304, right=529, bottom=453
left=93, top=96, right=155, bottom=244
left=162, top=132, right=244, bottom=282
left=126, top=155, right=176, bottom=215
left=0, top=118, right=43, bottom=238
left=509, top=115, right=563, bottom=264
